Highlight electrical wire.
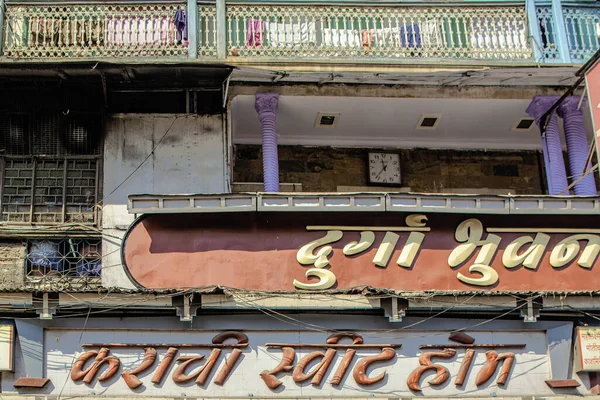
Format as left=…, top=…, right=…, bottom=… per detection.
left=225, top=289, right=533, bottom=341
left=566, top=305, right=600, bottom=322
left=57, top=307, right=91, bottom=400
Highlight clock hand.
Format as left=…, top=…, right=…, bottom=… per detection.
left=375, top=166, right=386, bottom=179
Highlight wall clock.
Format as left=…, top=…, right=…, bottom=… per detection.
left=368, top=152, right=401, bottom=186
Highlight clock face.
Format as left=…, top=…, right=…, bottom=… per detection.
left=368, top=152, right=401, bottom=185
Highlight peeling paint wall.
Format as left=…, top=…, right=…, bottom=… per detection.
left=102, top=114, right=227, bottom=288
left=0, top=241, right=25, bottom=289
left=229, top=84, right=566, bottom=101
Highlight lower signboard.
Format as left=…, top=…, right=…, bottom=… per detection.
left=42, top=329, right=552, bottom=397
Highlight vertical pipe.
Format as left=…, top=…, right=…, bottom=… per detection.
left=540, top=134, right=553, bottom=194
left=61, top=158, right=68, bottom=223
left=216, top=0, right=226, bottom=59
left=0, top=0, right=5, bottom=55
left=187, top=0, right=198, bottom=58
left=558, top=96, right=597, bottom=195
left=255, top=93, right=280, bottom=192
left=0, top=158, right=5, bottom=220
left=526, top=95, right=569, bottom=195
left=526, top=0, right=543, bottom=61
left=551, top=0, right=571, bottom=63
left=29, top=158, right=37, bottom=223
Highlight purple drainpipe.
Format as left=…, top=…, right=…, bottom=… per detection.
left=557, top=96, right=598, bottom=196
left=527, top=95, right=569, bottom=195
left=255, top=93, right=280, bottom=192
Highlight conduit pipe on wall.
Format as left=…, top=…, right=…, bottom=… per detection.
left=526, top=96, right=569, bottom=195
left=557, top=96, right=598, bottom=196
left=255, top=92, right=280, bottom=192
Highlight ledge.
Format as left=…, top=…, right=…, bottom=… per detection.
left=128, top=192, right=600, bottom=215
left=13, top=378, right=50, bottom=388
left=0, top=224, right=102, bottom=239
left=545, top=379, right=581, bottom=389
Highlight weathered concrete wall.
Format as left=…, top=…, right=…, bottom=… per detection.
left=233, top=145, right=544, bottom=194
left=0, top=241, right=25, bottom=289
left=229, top=84, right=566, bottom=101
left=102, top=114, right=227, bottom=288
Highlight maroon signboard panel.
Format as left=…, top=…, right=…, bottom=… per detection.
left=122, top=212, right=600, bottom=291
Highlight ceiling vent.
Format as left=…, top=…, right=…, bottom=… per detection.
left=416, top=114, right=441, bottom=130
left=315, top=113, right=340, bottom=128
left=513, top=117, right=535, bottom=131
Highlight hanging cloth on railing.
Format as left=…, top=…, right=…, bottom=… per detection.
left=400, top=24, right=422, bottom=48
left=361, top=29, right=374, bottom=49
left=173, top=6, right=188, bottom=46
left=246, top=18, right=265, bottom=47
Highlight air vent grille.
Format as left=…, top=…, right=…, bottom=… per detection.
left=416, top=114, right=441, bottom=130
left=315, top=113, right=340, bottom=128
left=513, top=117, right=535, bottom=131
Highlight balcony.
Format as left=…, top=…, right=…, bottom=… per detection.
left=537, top=3, right=600, bottom=63
left=225, top=4, right=532, bottom=63
left=1, top=3, right=193, bottom=58
left=0, top=0, right=598, bottom=66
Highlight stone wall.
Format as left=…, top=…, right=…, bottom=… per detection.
left=233, top=145, right=545, bottom=194
left=0, top=241, right=25, bottom=289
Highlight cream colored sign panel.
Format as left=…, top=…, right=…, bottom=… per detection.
left=576, top=327, right=600, bottom=372
left=0, top=325, right=14, bottom=372
left=41, top=329, right=553, bottom=397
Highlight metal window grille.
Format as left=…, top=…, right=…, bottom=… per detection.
left=31, top=114, right=60, bottom=156
left=0, top=114, right=29, bottom=156
left=0, top=113, right=102, bottom=157
left=1, top=157, right=100, bottom=224
left=0, top=111, right=102, bottom=224
left=60, top=114, right=103, bottom=156
left=25, top=238, right=102, bottom=286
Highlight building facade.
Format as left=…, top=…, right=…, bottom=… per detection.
left=0, top=0, right=600, bottom=398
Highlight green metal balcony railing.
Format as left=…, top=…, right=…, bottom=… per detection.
left=0, top=0, right=598, bottom=64
left=536, top=4, right=600, bottom=63
left=225, top=4, right=532, bottom=61
left=2, top=3, right=191, bottom=58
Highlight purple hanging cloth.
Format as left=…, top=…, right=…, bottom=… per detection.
left=173, top=7, right=188, bottom=45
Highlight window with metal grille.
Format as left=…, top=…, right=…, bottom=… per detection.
left=0, top=113, right=102, bottom=224
left=1, top=157, right=100, bottom=223
left=25, top=238, right=102, bottom=284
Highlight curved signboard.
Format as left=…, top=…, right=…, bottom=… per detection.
left=122, top=211, right=600, bottom=291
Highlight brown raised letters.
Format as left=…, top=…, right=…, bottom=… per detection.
left=407, top=348, right=456, bottom=391
left=71, top=347, right=120, bottom=384
left=476, top=351, right=515, bottom=386
left=260, top=347, right=295, bottom=389
left=122, top=347, right=157, bottom=389
left=352, top=347, right=396, bottom=385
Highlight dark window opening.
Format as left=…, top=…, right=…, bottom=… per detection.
left=0, top=90, right=103, bottom=224
left=319, top=115, right=337, bottom=126
left=516, top=118, right=535, bottom=130
left=420, top=117, right=438, bottom=128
